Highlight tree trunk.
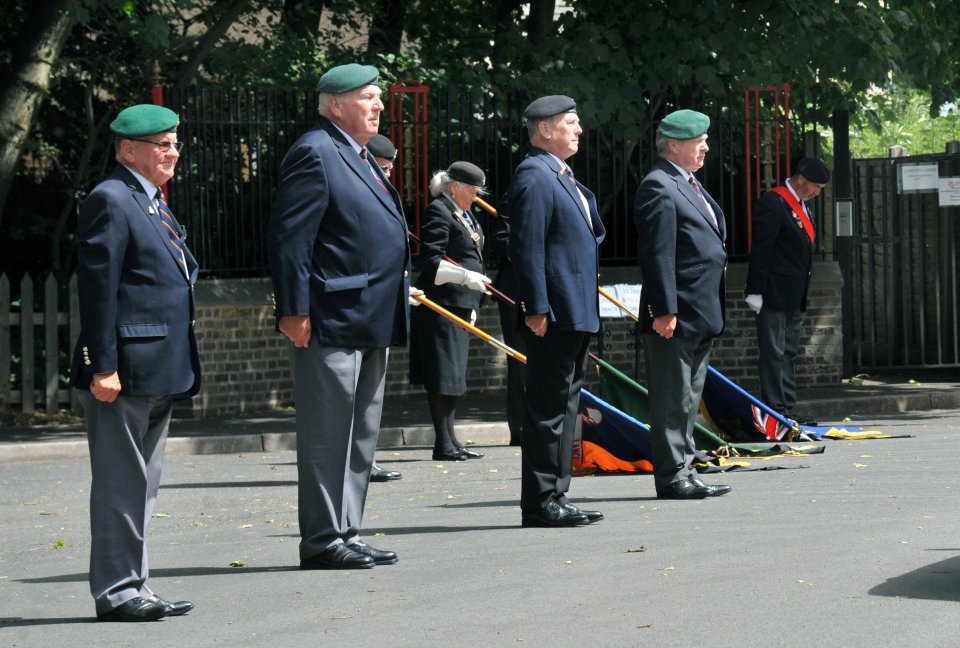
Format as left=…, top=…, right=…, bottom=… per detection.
left=522, top=0, right=555, bottom=73
left=175, top=0, right=254, bottom=88
left=490, top=0, right=524, bottom=75
left=366, top=0, right=407, bottom=59
left=282, top=0, right=326, bottom=40
left=0, top=1, right=75, bottom=227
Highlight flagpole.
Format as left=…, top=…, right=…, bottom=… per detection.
left=414, top=294, right=527, bottom=364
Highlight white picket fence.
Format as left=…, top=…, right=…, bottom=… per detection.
left=0, top=273, right=79, bottom=414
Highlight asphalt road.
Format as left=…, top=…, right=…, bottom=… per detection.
left=1, top=410, right=959, bottom=647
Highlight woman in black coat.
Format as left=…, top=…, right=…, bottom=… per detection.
left=409, top=161, right=490, bottom=461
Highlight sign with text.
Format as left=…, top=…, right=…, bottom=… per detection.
left=898, top=162, right=939, bottom=193
left=599, top=284, right=642, bottom=319
left=939, top=177, right=960, bottom=207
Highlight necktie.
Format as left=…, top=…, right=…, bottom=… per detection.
left=688, top=176, right=718, bottom=229
left=360, top=147, right=389, bottom=193
left=562, top=167, right=593, bottom=232
left=156, top=189, right=189, bottom=276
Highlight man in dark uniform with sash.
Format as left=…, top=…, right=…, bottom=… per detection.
left=745, top=157, right=831, bottom=425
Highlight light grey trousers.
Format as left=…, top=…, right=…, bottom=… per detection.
left=292, top=344, right=386, bottom=560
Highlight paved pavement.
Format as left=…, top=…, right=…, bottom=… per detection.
left=3, top=373, right=960, bottom=462
left=1, top=404, right=960, bottom=646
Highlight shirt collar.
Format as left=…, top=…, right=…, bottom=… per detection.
left=123, top=165, right=160, bottom=201
left=331, top=123, right=363, bottom=154
left=665, top=159, right=694, bottom=182
left=785, top=177, right=803, bottom=202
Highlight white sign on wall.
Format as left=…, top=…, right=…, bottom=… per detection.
left=939, top=177, right=960, bottom=207
left=898, top=163, right=939, bottom=193
left=599, top=284, right=642, bottom=319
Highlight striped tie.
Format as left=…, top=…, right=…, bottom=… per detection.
left=156, top=189, right=189, bottom=276
left=360, top=147, right=389, bottom=193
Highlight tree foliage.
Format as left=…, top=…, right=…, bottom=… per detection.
left=1, top=0, right=959, bottom=278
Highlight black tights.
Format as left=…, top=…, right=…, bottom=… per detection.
left=427, top=392, right=460, bottom=453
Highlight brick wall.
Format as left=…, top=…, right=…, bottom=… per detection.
left=184, top=261, right=843, bottom=417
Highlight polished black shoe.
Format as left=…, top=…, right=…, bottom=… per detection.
left=455, top=446, right=484, bottom=459
left=522, top=499, right=589, bottom=527
left=432, top=449, right=468, bottom=461
left=690, top=477, right=732, bottom=497
left=792, top=415, right=819, bottom=426
left=347, top=541, right=398, bottom=565
left=656, top=478, right=711, bottom=500
left=96, top=597, right=167, bottom=622
left=300, top=544, right=374, bottom=570
left=370, top=462, right=402, bottom=482
left=562, top=503, right=604, bottom=524
left=508, top=438, right=522, bottom=447
left=146, top=594, right=194, bottom=616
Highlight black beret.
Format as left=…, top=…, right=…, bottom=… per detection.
left=366, top=134, right=396, bottom=160
left=523, top=95, right=577, bottom=121
left=316, top=63, right=380, bottom=94
left=447, top=161, right=486, bottom=187
left=796, top=157, right=831, bottom=184
left=110, top=104, right=179, bottom=138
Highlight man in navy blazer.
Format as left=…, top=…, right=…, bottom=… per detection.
left=507, top=95, right=606, bottom=528
left=635, top=109, right=731, bottom=500
left=268, top=64, right=410, bottom=570
left=71, top=104, right=199, bottom=622
left=745, top=157, right=830, bottom=425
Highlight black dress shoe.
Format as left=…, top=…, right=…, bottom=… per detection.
left=455, top=446, right=484, bottom=459
left=370, top=462, right=402, bottom=482
left=508, top=438, right=522, bottom=447
left=432, top=449, right=468, bottom=461
left=656, top=478, right=711, bottom=500
left=792, top=416, right=819, bottom=426
left=347, top=541, right=398, bottom=565
left=521, top=499, right=589, bottom=527
left=96, top=597, right=167, bottom=622
left=300, top=544, right=374, bottom=570
left=690, top=477, right=732, bottom=497
left=146, top=594, right=194, bottom=616
left=562, top=503, right=604, bottom=524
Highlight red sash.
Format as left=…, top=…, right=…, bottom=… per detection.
left=772, top=186, right=815, bottom=245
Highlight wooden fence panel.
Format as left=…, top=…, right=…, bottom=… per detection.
left=45, top=274, right=58, bottom=413
left=0, top=275, right=9, bottom=414
left=20, top=274, right=34, bottom=414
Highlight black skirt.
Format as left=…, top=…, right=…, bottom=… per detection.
left=409, top=303, right=472, bottom=395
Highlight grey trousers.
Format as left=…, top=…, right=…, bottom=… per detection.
left=756, top=308, right=803, bottom=416
left=80, top=390, right=172, bottom=614
left=293, top=344, right=386, bottom=560
left=642, top=333, right=713, bottom=489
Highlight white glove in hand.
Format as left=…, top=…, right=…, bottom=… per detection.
left=409, top=286, right=425, bottom=306
left=469, top=309, right=477, bottom=325
left=745, top=294, right=763, bottom=314
left=461, top=269, right=492, bottom=292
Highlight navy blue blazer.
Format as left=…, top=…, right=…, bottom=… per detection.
left=744, top=186, right=815, bottom=313
left=70, top=165, right=201, bottom=398
left=506, top=148, right=606, bottom=333
left=268, top=118, right=410, bottom=349
left=413, top=194, right=485, bottom=311
left=634, top=158, right=727, bottom=338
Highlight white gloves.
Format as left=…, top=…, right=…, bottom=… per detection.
left=745, top=294, right=763, bottom=314
left=434, top=259, right=491, bottom=293
left=409, top=286, right=424, bottom=306
left=469, top=309, right=477, bottom=325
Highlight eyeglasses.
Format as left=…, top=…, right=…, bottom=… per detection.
left=379, top=163, right=394, bottom=173
left=130, top=138, right=184, bottom=152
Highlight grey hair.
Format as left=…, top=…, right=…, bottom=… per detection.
left=655, top=131, right=671, bottom=153
left=429, top=170, right=453, bottom=198
left=317, top=93, right=333, bottom=117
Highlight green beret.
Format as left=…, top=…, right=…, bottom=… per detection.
left=658, top=109, right=710, bottom=140
left=110, top=104, right=179, bottom=138
left=523, top=95, right=577, bottom=121
left=317, top=63, right=380, bottom=94
left=447, top=161, right=485, bottom=187
left=367, top=134, right=396, bottom=160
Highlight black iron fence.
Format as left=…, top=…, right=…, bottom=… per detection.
left=164, top=84, right=822, bottom=277
left=849, top=152, right=960, bottom=369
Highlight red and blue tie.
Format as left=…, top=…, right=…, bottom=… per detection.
left=156, top=189, right=188, bottom=276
